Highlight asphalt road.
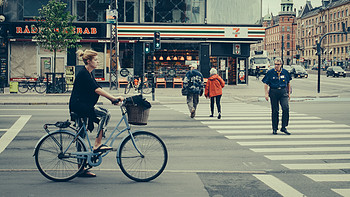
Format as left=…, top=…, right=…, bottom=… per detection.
left=0, top=73, right=350, bottom=197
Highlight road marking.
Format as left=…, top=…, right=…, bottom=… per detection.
left=226, top=134, right=350, bottom=140
left=195, top=116, right=320, bottom=120
left=265, top=154, right=350, bottom=160
left=282, top=163, right=350, bottom=170
left=253, top=174, right=305, bottom=197
left=211, top=124, right=349, bottom=129
left=251, top=147, right=350, bottom=153
left=0, top=129, right=7, bottom=132
left=0, top=115, right=31, bottom=154
left=332, top=189, right=350, bottom=197
left=202, top=120, right=334, bottom=125
left=238, top=140, right=350, bottom=146
left=304, top=174, right=350, bottom=182
left=217, top=129, right=350, bottom=134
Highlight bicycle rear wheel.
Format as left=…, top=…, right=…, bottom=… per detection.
left=117, top=131, right=168, bottom=182
left=34, top=82, right=47, bottom=94
left=34, top=131, right=87, bottom=181
left=18, top=82, right=29, bottom=93
left=142, top=81, right=152, bottom=94
left=124, top=82, right=132, bottom=94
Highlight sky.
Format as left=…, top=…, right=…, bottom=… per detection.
left=262, top=0, right=322, bottom=16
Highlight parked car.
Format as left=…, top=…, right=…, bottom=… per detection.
left=283, top=65, right=293, bottom=74
left=311, top=64, right=328, bottom=71
left=291, top=65, right=308, bottom=78
left=326, top=66, right=346, bottom=77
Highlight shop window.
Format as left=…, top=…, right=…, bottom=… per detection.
left=87, top=0, right=110, bottom=22
left=143, top=0, right=154, bottom=22
left=19, top=0, right=70, bottom=20
left=153, top=0, right=205, bottom=23
left=116, top=0, right=139, bottom=22
left=75, top=0, right=86, bottom=21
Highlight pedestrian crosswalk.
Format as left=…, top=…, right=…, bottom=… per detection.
left=165, top=102, right=350, bottom=197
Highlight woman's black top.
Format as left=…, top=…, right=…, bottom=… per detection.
left=69, top=66, right=101, bottom=130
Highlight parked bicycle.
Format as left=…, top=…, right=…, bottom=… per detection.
left=33, top=96, right=168, bottom=182
left=18, top=76, right=46, bottom=94
left=124, top=74, right=152, bottom=94
left=46, top=77, right=67, bottom=93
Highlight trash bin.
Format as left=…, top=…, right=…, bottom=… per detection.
left=9, top=81, right=18, bottom=94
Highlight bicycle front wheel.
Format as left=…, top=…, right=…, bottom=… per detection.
left=142, top=81, right=152, bottom=94
left=124, top=82, right=132, bottom=94
left=34, top=131, right=87, bottom=181
left=34, top=82, right=47, bottom=94
left=18, top=82, right=29, bottom=93
left=117, top=131, right=168, bottom=182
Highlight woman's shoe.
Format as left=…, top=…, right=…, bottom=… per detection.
left=217, top=113, right=221, bottom=119
left=209, top=114, right=214, bottom=117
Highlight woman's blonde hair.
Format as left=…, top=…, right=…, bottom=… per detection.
left=76, top=49, right=98, bottom=65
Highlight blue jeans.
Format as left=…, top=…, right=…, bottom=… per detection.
left=269, top=88, right=289, bottom=131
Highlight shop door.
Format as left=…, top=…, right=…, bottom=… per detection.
left=237, top=57, right=248, bottom=84
left=40, top=57, right=51, bottom=77
left=40, top=56, right=66, bottom=77
left=218, top=57, right=227, bottom=82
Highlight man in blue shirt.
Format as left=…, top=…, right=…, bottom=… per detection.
left=262, top=58, right=292, bottom=135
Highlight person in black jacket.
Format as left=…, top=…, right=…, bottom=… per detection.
left=69, top=49, right=123, bottom=177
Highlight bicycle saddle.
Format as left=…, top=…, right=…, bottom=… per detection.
left=54, top=121, right=71, bottom=128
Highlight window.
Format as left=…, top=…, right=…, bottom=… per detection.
left=143, top=0, right=154, bottom=22
left=287, top=42, right=290, bottom=49
left=287, top=26, right=290, bottom=32
left=74, top=0, right=109, bottom=22
left=287, top=34, right=290, bottom=40
left=282, top=26, right=285, bottom=32
left=153, top=0, right=205, bottom=23
left=20, top=0, right=70, bottom=20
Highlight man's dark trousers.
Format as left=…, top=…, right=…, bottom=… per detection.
left=269, top=88, right=289, bottom=131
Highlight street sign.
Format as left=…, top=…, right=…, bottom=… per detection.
left=233, top=44, right=241, bottom=55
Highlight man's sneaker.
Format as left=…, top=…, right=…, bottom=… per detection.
left=217, top=112, right=221, bottom=119
left=272, top=130, right=277, bottom=135
left=190, top=109, right=195, bottom=118
left=280, top=128, right=291, bottom=135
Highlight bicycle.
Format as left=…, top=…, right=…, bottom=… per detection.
left=124, top=74, right=152, bottom=94
left=18, top=76, right=46, bottom=94
left=46, top=77, right=67, bottom=93
left=33, top=96, right=168, bottom=182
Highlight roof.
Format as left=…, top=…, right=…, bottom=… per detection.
left=298, top=0, right=350, bottom=19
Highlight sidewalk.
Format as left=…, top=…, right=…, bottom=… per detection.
left=0, top=77, right=338, bottom=105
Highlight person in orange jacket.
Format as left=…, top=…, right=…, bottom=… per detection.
left=205, top=68, right=225, bottom=119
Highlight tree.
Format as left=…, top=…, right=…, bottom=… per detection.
left=33, top=0, right=81, bottom=75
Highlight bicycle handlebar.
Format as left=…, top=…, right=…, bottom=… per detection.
left=111, top=98, right=122, bottom=105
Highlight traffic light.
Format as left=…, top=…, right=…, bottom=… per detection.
left=145, top=42, right=150, bottom=54
left=154, top=31, right=161, bottom=50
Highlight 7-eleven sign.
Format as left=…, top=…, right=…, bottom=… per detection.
left=233, top=44, right=241, bottom=55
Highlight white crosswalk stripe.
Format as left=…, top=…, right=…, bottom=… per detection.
left=165, top=102, right=350, bottom=196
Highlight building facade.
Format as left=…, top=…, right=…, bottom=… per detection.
left=263, top=0, right=297, bottom=65
left=0, top=0, right=264, bottom=87
left=297, top=0, right=350, bottom=68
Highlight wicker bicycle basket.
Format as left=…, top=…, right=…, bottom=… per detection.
left=126, top=104, right=150, bottom=125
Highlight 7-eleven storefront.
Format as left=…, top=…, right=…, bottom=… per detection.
left=116, top=25, right=265, bottom=85
left=7, top=23, right=264, bottom=86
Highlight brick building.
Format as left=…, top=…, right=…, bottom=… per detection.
left=297, top=0, right=350, bottom=68
left=263, top=0, right=297, bottom=65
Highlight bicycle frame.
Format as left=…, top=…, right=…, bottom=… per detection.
left=36, top=104, right=145, bottom=168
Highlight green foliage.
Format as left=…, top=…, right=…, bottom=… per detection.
left=33, top=0, right=81, bottom=52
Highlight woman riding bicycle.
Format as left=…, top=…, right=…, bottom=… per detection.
left=69, top=49, right=123, bottom=177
